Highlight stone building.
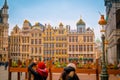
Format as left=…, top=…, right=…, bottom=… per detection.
left=105, top=0, right=120, bottom=63
left=42, top=23, right=68, bottom=62
left=0, top=0, right=9, bottom=61
left=68, top=18, right=95, bottom=63
left=104, top=0, right=120, bottom=64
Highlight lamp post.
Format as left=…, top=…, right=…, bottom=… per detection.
left=98, top=15, right=109, bottom=80
left=105, top=40, right=108, bottom=65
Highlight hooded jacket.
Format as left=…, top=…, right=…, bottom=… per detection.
left=28, top=62, right=48, bottom=80
left=59, top=66, right=80, bottom=80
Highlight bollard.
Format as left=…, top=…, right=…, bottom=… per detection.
left=18, top=72, right=20, bottom=80
left=96, top=59, right=99, bottom=80
left=8, top=59, right=12, bottom=80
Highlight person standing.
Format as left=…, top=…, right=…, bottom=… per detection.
left=4, top=61, right=8, bottom=70
left=59, top=63, right=80, bottom=80
left=28, top=61, right=48, bottom=80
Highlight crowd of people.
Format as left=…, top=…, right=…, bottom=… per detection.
left=0, top=61, right=9, bottom=70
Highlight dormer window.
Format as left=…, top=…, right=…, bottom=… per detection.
left=79, top=28, right=82, bottom=33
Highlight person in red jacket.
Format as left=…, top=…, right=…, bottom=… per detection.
left=28, top=61, right=48, bottom=80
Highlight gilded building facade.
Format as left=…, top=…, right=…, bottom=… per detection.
left=42, top=23, right=68, bottom=62
left=0, top=0, right=9, bottom=61
left=9, top=18, right=95, bottom=63
left=30, top=22, right=43, bottom=61
left=10, top=20, right=44, bottom=61
left=68, top=18, right=95, bottom=63
left=104, top=0, right=120, bottom=64
left=10, top=25, right=20, bottom=60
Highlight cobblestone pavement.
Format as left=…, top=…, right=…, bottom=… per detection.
left=0, top=66, right=120, bottom=80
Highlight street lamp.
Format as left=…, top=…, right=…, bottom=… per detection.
left=98, top=15, right=109, bottom=80
left=105, top=40, right=108, bottom=65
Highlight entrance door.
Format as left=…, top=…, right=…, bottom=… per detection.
left=117, top=39, right=120, bottom=63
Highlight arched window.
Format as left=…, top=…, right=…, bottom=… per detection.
left=117, top=38, right=120, bottom=43
left=117, top=38, right=120, bottom=63
left=116, top=9, right=120, bottom=29
left=84, top=45, right=86, bottom=51
left=31, top=47, right=34, bottom=53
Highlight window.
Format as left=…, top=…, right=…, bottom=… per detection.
left=90, top=36, right=93, bottom=42
left=27, top=45, right=29, bottom=52
left=31, top=47, right=34, bottom=53
left=39, top=39, right=41, bottom=44
left=116, top=9, right=120, bottom=29
left=35, top=39, right=37, bottom=44
left=56, top=37, right=58, bottom=41
left=22, top=38, right=24, bottom=43
left=76, top=45, right=78, bottom=51
left=35, top=33, right=37, bottom=37
left=31, top=39, right=34, bottom=44
left=84, top=45, right=86, bottom=51
left=51, top=43, right=54, bottom=48
left=50, top=32, right=52, bottom=35
left=79, top=28, right=82, bottom=33
left=56, top=43, right=58, bottom=47
left=83, top=36, right=86, bottom=42
left=79, top=45, right=82, bottom=51
left=32, top=33, right=34, bottom=37
left=22, top=45, right=24, bottom=52
left=35, top=47, right=37, bottom=53
left=72, top=36, right=74, bottom=42
left=87, top=36, right=89, bottom=42
left=51, top=50, right=54, bottom=55
left=15, top=29, right=17, bottom=33
left=39, top=33, right=41, bottom=36
left=91, top=45, right=93, bottom=51
left=69, top=37, right=70, bottom=42
left=76, top=36, right=78, bottom=42
left=69, top=45, right=71, bottom=51
left=72, top=45, right=74, bottom=51
left=39, top=47, right=41, bottom=53
left=28, top=37, right=29, bottom=43
left=87, top=45, right=89, bottom=51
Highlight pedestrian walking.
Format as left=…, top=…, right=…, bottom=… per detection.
left=28, top=61, right=48, bottom=80
left=4, top=61, right=8, bottom=70
left=59, top=63, right=80, bottom=80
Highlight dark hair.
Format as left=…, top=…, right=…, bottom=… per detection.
left=64, top=66, right=75, bottom=74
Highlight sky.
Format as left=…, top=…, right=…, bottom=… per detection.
left=0, top=0, right=106, bottom=40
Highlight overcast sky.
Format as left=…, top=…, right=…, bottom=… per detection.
left=0, top=0, right=106, bottom=40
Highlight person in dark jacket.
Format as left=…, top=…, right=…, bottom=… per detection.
left=28, top=61, right=48, bottom=80
left=4, top=61, right=8, bottom=70
left=59, top=63, right=80, bottom=80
